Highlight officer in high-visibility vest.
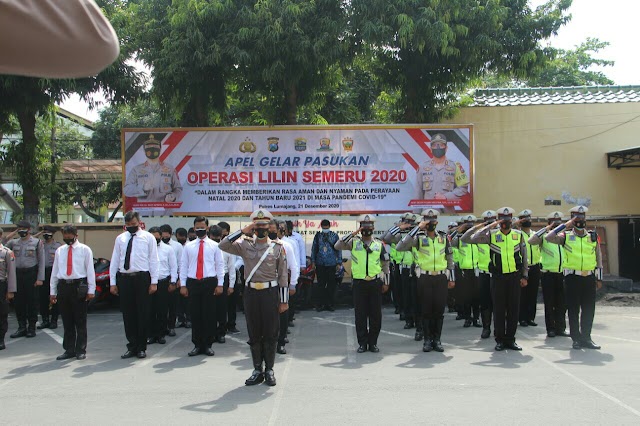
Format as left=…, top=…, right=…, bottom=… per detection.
left=396, top=209, right=455, bottom=352
left=528, top=211, right=569, bottom=338
left=446, top=222, right=459, bottom=314
left=516, top=209, right=541, bottom=328
left=461, top=210, right=497, bottom=339
left=468, top=207, right=528, bottom=351
left=545, top=205, right=603, bottom=350
left=453, top=215, right=481, bottom=329
left=383, top=212, right=422, bottom=337
left=335, top=215, right=390, bottom=353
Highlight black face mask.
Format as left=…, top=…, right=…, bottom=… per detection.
left=500, top=220, right=512, bottom=230
left=188, top=236, right=196, bottom=241
left=432, top=148, right=446, bottom=158
left=426, top=224, right=437, bottom=232
left=211, top=237, right=221, bottom=243
left=63, top=238, right=75, bottom=246
left=156, top=239, right=161, bottom=245
left=255, top=228, right=268, bottom=239
left=361, top=229, right=373, bottom=237
left=521, top=220, right=532, bottom=228
left=268, top=232, right=278, bottom=240
left=574, top=221, right=586, bottom=229
left=18, top=230, right=28, bottom=237
left=162, top=237, right=171, bottom=244
left=145, top=147, right=160, bottom=159
left=195, top=229, right=207, bottom=239
left=43, top=234, right=53, bottom=240
left=126, top=226, right=138, bottom=234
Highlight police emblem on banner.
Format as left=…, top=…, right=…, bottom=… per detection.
left=294, top=137, right=307, bottom=152
left=342, top=137, right=353, bottom=153
left=239, top=137, right=256, bottom=153
left=317, top=137, right=332, bottom=151
left=267, top=137, right=279, bottom=152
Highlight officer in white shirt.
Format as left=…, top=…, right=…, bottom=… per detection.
left=208, top=225, right=237, bottom=344
left=109, top=210, right=159, bottom=360
left=147, top=227, right=177, bottom=345
left=180, top=216, right=225, bottom=357
left=160, top=224, right=182, bottom=337
left=50, top=225, right=96, bottom=360
left=217, top=221, right=241, bottom=334
left=285, top=220, right=305, bottom=326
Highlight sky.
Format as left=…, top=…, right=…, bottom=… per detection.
left=59, top=0, right=640, bottom=122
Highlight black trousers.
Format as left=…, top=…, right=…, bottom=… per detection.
left=565, top=274, right=596, bottom=342
left=458, top=269, right=480, bottom=320
left=353, top=279, right=383, bottom=346
left=117, top=272, right=151, bottom=352
left=0, top=281, right=8, bottom=339
left=15, top=266, right=39, bottom=327
left=215, top=274, right=229, bottom=337
left=541, top=272, right=566, bottom=333
left=391, top=263, right=403, bottom=311
left=40, top=267, right=58, bottom=321
left=149, top=278, right=170, bottom=339
left=400, top=267, right=417, bottom=323
left=176, top=292, right=191, bottom=323
left=278, top=310, right=288, bottom=346
left=492, top=273, right=521, bottom=344
left=187, top=277, right=218, bottom=348
left=316, top=265, right=337, bottom=307
left=416, top=274, right=448, bottom=320
left=245, top=286, right=280, bottom=370
left=479, top=271, right=493, bottom=328
left=58, top=281, right=88, bottom=354
left=167, top=285, right=178, bottom=330
left=227, top=273, right=239, bottom=328
left=520, top=264, right=541, bottom=322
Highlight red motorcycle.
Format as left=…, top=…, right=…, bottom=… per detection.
left=89, top=258, right=116, bottom=309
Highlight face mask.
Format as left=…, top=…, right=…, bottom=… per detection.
left=574, top=221, right=586, bottom=229
left=188, top=236, right=196, bottom=241
left=126, top=226, right=138, bottom=234
left=268, top=232, right=278, bottom=240
left=211, top=237, right=221, bottom=243
left=521, top=220, right=532, bottom=228
left=426, top=224, right=436, bottom=232
left=432, top=148, right=446, bottom=158
left=255, top=228, right=268, bottom=239
left=162, top=237, right=171, bottom=244
left=500, top=220, right=511, bottom=230
left=195, top=229, right=207, bottom=238
left=18, top=230, right=28, bottom=237
left=156, top=239, right=161, bottom=245
left=63, top=238, right=75, bottom=245
left=361, top=229, right=373, bottom=237
left=43, top=234, right=53, bottom=240
left=321, top=228, right=330, bottom=233
left=145, top=147, right=160, bottom=159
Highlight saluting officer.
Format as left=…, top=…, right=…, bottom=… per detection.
left=517, top=209, right=541, bottom=328
left=8, top=220, right=45, bottom=338
left=219, top=210, right=288, bottom=387
left=335, top=215, right=390, bottom=353
left=528, top=211, right=569, bottom=338
left=396, top=209, right=455, bottom=352
left=453, top=215, right=481, bottom=329
left=0, top=228, right=17, bottom=350
left=39, top=225, right=62, bottom=330
left=446, top=221, right=459, bottom=314
left=545, top=206, right=603, bottom=350
left=468, top=207, right=528, bottom=351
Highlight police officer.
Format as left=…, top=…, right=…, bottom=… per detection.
left=160, top=224, right=182, bottom=337
left=545, top=206, right=602, bottom=349
left=396, top=209, right=455, bottom=352
left=219, top=210, right=288, bottom=386
left=8, top=220, right=45, bottom=338
left=208, top=225, right=237, bottom=344
left=446, top=221, right=459, bottom=314
left=461, top=210, right=497, bottom=338
left=468, top=207, right=528, bottom=351
left=123, top=134, right=183, bottom=203
left=38, top=225, right=61, bottom=330
left=517, top=210, right=541, bottom=328
left=0, top=228, right=17, bottom=350
left=453, top=215, right=481, bottom=328
left=528, top=211, right=569, bottom=338
left=147, top=227, right=177, bottom=345
left=415, top=133, right=469, bottom=202
left=335, top=215, right=390, bottom=353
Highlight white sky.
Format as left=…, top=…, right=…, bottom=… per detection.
left=60, top=0, right=640, bottom=122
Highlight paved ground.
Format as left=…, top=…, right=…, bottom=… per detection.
left=2, top=304, right=640, bottom=424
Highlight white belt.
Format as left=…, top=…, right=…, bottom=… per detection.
left=565, top=270, right=593, bottom=277
left=248, top=280, right=277, bottom=290
left=415, top=268, right=445, bottom=277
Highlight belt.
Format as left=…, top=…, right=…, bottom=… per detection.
left=415, top=268, right=445, bottom=277
left=363, top=276, right=378, bottom=281
left=60, top=278, right=86, bottom=285
left=248, top=280, right=277, bottom=290
left=17, top=265, right=38, bottom=271
left=158, top=276, right=171, bottom=283
left=565, top=269, right=593, bottom=277
left=118, top=271, right=149, bottom=277
left=541, top=269, right=562, bottom=274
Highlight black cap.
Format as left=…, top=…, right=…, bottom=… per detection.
left=17, top=220, right=32, bottom=229
left=43, top=225, right=57, bottom=233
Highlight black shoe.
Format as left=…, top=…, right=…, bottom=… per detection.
left=357, top=344, right=368, bottom=353
left=463, top=319, right=472, bottom=328
left=136, top=351, right=146, bottom=359
left=572, top=341, right=582, bottom=350
left=316, top=306, right=325, bottom=312
left=121, top=350, right=136, bottom=359
left=245, top=369, right=265, bottom=386
left=217, top=336, right=226, bottom=344
left=527, top=320, right=537, bottom=327
left=76, top=353, right=86, bottom=360
left=505, top=342, right=522, bottom=351
left=395, top=307, right=400, bottom=314
left=326, top=305, right=335, bottom=312
left=472, top=319, right=483, bottom=328
left=25, top=329, right=36, bottom=338
left=422, top=339, right=433, bottom=352
left=519, top=320, right=528, bottom=327
left=185, top=321, right=192, bottom=329
left=481, top=328, right=491, bottom=339
left=188, top=347, right=202, bottom=357
left=0, top=340, right=5, bottom=350
left=277, top=345, right=287, bottom=354
left=403, top=322, right=414, bottom=329
left=547, top=331, right=557, bottom=338
left=432, top=340, right=444, bottom=352
left=369, top=344, right=380, bottom=353
left=56, top=352, right=76, bottom=361
left=168, top=329, right=176, bottom=337
left=495, top=343, right=505, bottom=351
left=146, top=337, right=157, bottom=345
left=227, top=326, right=240, bottom=334
left=49, top=321, right=58, bottom=330
left=455, top=314, right=463, bottom=321
left=284, top=337, right=289, bottom=344
left=10, top=328, right=26, bottom=338
left=414, top=331, right=423, bottom=341
left=288, top=321, right=294, bottom=327
left=581, top=340, right=601, bottom=350
left=264, top=369, right=276, bottom=386
left=37, top=321, right=50, bottom=330
left=157, top=337, right=166, bottom=344
left=556, top=330, right=571, bottom=337
left=203, top=347, right=215, bottom=356
left=176, top=322, right=186, bottom=328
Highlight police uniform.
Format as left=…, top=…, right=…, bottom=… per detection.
left=219, top=210, right=288, bottom=386
left=545, top=206, right=602, bottom=349
left=416, top=134, right=469, bottom=201
left=0, top=235, right=17, bottom=349
left=468, top=207, right=528, bottom=351
left=397, top=209, right=455, bottom=352
left=7, top=220, right=45, bottom=338
left=123, top=135, right=183, bottom=203
left=528, top=211, right=568, bottom=337
left=335, top=214, right=390, bottom=353
left=446, top=222, right=459, bottom=313
left=39, top=225, right=62, bottom=329
left=452, top=215, right=481, bottom=328
left=517, top=210, right=541, bottom=327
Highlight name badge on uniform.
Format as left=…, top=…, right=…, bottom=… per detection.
left=495, top=235, right=503, bottom=242
left=355, top=241, right=363, bottom=251
left=512, top=234, right=519, bottom=241
left=569, top=235, right=576, bottom=242
left=438, top=236, right=444, bottom=244
left=422, top=238, right=429, bottom=246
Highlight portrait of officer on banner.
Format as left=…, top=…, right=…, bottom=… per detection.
left=123, top=134, right=183, bottom=207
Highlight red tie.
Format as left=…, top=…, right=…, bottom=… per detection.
left=196, top=240, right=204, bottom=280
left=67, top=245, right=73, bottom=276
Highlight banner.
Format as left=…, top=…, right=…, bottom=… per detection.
left=121, top=125, right=473, bottom=215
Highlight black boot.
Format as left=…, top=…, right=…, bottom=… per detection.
left=245, top=344, right=264, bottom=386
left=26, top=322, right=36, bottom=338
left=422, top=320, right=432, bottom=352
left=10, top=323, right=27, bottom=338
left=37, top=316, right=50, bottom=330
left=472, top=306, right=482, bottom=327
left=480, top=309, right=491, bottom=339
left=50, top=314, right=58, bottom=330
left=0, top=338, right=5, bottom=350
left=414, top=320, right=424, bottom=341
left=263, top=341, right=277, bottom=372
left=432, top=317, right=444, bottom=352
left=403, top=320, right=414, bottom=329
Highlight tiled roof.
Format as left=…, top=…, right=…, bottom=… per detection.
left=470, top=85, right=640, bottom=107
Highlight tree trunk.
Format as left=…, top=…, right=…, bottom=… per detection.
left=75, top=195, right=102, bottom=222
left=50, top=124, right=58, bottom=223
left=285, top=82, right=298, bottom=125
left=108, top=201, right=122, bottom=222
left=16, top=110, right=40, bottom=226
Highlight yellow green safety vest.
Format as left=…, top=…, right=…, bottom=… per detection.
left=540, top=237, right=564, bottom=273
left=414, top=233, right=448, bottom=271
left=564, top=232, right=597, bottom=271
left=522, top=229, right=541, bottom=265
left=351, top=238, right=383, bottom=279
left=390, top=243, right=402, bottom=263
left=457, top=240, right=478, bottom=270
left=489, top=230, right=523, bottom=274
left=477, top=244, right=490, bottom=272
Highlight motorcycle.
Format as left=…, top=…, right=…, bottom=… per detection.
left=89, top=258, right=117, bottom=309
